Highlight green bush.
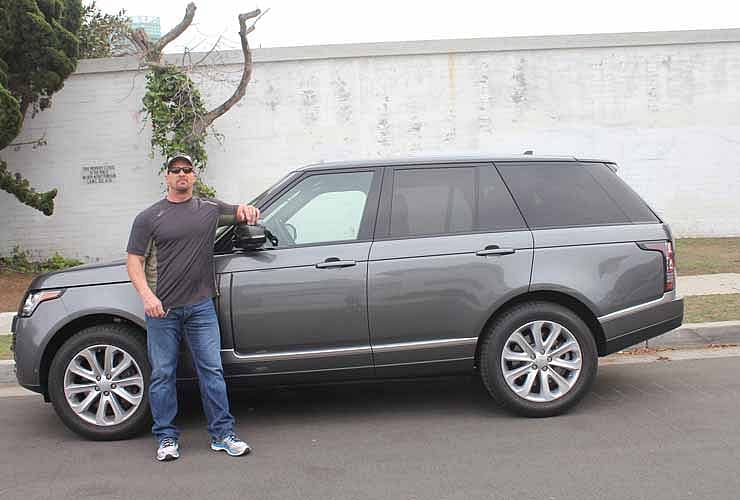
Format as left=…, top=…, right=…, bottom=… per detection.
left=0, top=246, right=83, bottom=274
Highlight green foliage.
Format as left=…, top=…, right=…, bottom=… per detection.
left=0, top=159, right=57, bottom=215
left=142, top=65, right=216, bottom=196
left=78, top=1, right=131, bottom=59
left=0, top=0, right=83, bottom=215
left=0, top=0, right=82, bottom=116
left=0, top=87, right=22, bottom=149
left=0, top=246, right=83, bottom=274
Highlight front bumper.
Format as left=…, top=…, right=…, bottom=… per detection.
left=599, top=292, right=684, bottom=355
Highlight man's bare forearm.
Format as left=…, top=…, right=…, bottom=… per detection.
left=126, top=254, right=155, bottom=300
left=127, top=254, right=165, bottom=317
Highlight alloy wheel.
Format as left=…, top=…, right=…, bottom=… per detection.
left=63, top=344, right=145, bottom=426
left=500, top=320, right=583, bottom=402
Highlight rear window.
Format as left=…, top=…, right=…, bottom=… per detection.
left=583, top=163, right=660, bottom=223
left=496, top=162, right=631, bottom=229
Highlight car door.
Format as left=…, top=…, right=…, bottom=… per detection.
left=368, top=163, right=534, bottom=377
left=219, top=168, right=382, bottom=383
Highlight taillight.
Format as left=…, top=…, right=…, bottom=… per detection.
left=637, top=240, right=675, bottom=292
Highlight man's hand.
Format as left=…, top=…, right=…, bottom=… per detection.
left=236, top=204, right=260, bottom=225
left=143, top=292, right=166, bottom=318
left=127, top=253, right=166, bottom=318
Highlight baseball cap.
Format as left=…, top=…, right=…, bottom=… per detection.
left=166, top=153, right=194, bottom=168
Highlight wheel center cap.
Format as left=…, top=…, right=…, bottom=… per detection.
left=99, top=379, right=111, bottom=392
left=535, top=355, right=548, bottom=369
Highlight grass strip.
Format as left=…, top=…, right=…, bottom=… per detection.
left=0, top=336, right=11, bottom=361
left=675, top=237, right=740, bottom=276
left=684, top=293, right=740, bottom=324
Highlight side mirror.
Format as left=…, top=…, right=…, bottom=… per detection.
left=233, top=224, right=268, bottom=251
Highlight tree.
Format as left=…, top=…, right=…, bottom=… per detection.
left=77, top=1, right=131, bottom=59
left=0, top=0, right=82, bottom=215
left=132, top=3, right=264, bottom=197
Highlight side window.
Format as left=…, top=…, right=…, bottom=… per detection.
left=478, top=166, right=527, bottom=231
left=389, top=165, right=526, bottom=238
left=496, top=162, right=630, bottom=229
left=583, top=163, right=660, bottom=223
left=261, top=171, right=374, bottom=246
left=391, top=167, right=476, bottom=237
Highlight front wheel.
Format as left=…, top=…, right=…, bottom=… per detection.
left=48, top=324, right=151, bottom=440
left=479, top=301, right=598, bottom=417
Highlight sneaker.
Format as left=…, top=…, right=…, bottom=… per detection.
left=156, top=437, right=180, bottom=462
left=211, top=432, right=251, bottom=457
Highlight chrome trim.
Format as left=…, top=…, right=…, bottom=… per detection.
left=375, top=356, right=474, bottom=368
left=223, top=365, right=374, bottom=378
left=223, top=345, right=372, bottom=361
left=598, top=291, right=677, bottom=323
left=221, top=337, right=479, bottom=361
left=372, top=337, right=478, bottom=353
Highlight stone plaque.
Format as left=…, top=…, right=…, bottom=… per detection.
left=82, top=165, right=117, bottom=184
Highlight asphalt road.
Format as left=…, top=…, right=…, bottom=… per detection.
left=1, top=356, right=739, bottom=500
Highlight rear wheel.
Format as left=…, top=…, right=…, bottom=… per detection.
left=48, top=324, right=151, bottom=440
left=479, top=301, right=598, bottom=417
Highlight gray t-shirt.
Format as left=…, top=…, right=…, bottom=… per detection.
left=126, top=197, right=237, bottom=309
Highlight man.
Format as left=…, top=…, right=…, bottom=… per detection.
left=126, top=153, right=260, bottom=462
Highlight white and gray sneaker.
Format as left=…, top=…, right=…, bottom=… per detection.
left=211, top=433, right=251, bottom=457
left=156, top=437, right=180, bottom=462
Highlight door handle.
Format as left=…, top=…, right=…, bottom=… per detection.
left=476, top=245, right=516, bottom=256
left=315, top=257, right=357, bottom=269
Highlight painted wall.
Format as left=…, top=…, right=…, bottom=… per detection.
left=2, top=29, right=739, bottom=261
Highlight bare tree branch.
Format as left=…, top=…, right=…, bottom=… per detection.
left=192, top=34, right=224, bottom=68
left=193, top=8, right=262, bottom=135
left=9, top=134, right=47, bottom=149
left=129, top=28, right=151, bottom=56
left=151, top=2, right=197, bottom=58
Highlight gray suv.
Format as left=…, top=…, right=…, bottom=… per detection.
left=12, top=156, right=684, bottom=440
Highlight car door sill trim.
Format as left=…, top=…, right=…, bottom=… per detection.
left=224, top=346, right=372, bottom=361
left=372, top=337, right=478, bottom=352
left=375, top=356, right=474, bottom=368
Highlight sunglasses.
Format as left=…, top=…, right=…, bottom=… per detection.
left=168, top=167, right=194, bottom=174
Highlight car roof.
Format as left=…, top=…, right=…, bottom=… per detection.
left=296, top=154, right=614, bottom=171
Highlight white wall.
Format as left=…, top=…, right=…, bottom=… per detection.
left=2, top=29, right=740, bottom=261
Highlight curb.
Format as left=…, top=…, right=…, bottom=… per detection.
left=0, top=360, right=15, bottom=385
left=1, top=321, right=739, bottom=386
left=642, top=320, right=740, bottom=349
left=0, top=312, right=15, bottom=335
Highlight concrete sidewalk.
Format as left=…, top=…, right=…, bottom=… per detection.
left=677, top=273, right=740, bottom=296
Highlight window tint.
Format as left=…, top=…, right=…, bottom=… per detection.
left=261, top=171, right=374, bottom=246
left=583, top=163, right=660, bottom=223
left=389, top=166, right=525, bottom=237
left=496, top=162, right=630, bottom=228
left=478, top=166, right=527, bottom=231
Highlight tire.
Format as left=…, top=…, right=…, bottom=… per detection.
left=48, top=324, right=151, bottom=440
left=479, top=301, right=598, bottom=417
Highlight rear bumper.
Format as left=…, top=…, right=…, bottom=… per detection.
left=599, top=292, right=684, bottom=355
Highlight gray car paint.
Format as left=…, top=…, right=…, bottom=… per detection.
left=223, top=242, right=374, bottom=379
left=12, top=155, right=684, bottom=397
left=530, top=224, right=670, bottom=320
left=368, top=231, right=533, bottom=376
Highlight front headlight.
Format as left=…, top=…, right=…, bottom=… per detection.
left=21, top=290, right=65, bottom=317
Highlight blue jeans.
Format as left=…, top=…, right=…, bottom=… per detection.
left=145, top=297, right=235, bottom=442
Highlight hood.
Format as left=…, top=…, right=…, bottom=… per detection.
left=29, top=259, right=130, bottom=290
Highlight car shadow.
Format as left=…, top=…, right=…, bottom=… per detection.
left=175, top=375, right=507, bottom=426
